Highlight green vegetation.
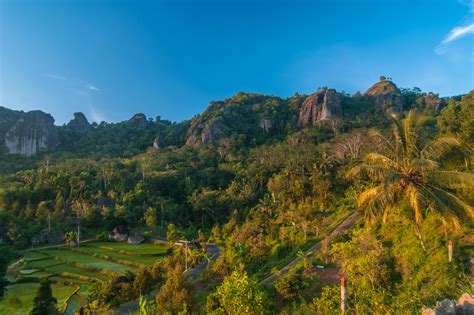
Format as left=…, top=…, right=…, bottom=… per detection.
left=0, top=87, right=472, bottom=313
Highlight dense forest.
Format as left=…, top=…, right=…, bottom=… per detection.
left=0, top=79, right=472, bottom=314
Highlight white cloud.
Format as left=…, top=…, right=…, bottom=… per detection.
left=85, top=84, right=100, bottom=91
left=442, top=23, right=474, bottom=44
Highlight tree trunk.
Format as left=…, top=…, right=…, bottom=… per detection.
left=414, top=222, right=426, bottom=251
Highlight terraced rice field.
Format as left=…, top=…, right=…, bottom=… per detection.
left=1, top=240, right=169, bottom=314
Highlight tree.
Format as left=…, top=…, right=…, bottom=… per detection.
left=155, top=265, right=198, bottom=314
left=206, top=269, right=271, bottom=314
left=350, top=110, right=474, bottom=249
left=30, top=278, right=59, bottom=315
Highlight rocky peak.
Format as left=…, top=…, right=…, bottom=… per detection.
left=185, top=117, right=228, bottom=146
left=153, top=136, right=164, bottom=149
left=421, top=94, right=445, bottom=112
left=66, top=112, right=91, bottom=134
left=128, top=113, right=149, bottom=128
left=5, top=110, right=59, bottom=156
left=0, top=107, right=24, bottom=145
left=259, top=119, right=272, bottom=133
left=365, top=79, right=404, bottom=112
left=298, top=88, right=343, bottom=127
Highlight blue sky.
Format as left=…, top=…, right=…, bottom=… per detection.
left=1, top=0, right=473, bottom=125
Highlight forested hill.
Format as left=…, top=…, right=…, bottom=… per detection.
left=0, top=78, right=472, bottom=313
left=0, top=78, right=463, bottom=173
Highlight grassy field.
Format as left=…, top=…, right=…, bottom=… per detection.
left=1, top=240, right=169, bottom=314
left=0, top=283, right=77, bottom=315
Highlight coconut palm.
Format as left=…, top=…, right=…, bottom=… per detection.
left=350, top=110, right=474, bottom=249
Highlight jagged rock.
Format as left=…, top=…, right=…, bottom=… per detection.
left=66, top=112, right=91, bottom=134
left=186, top=117, right=228, bottom=146
left=127, top=235, right=145, bottom=244
left=365, top=79, right=404, bottom=112
left=298, top=88, right=343, bottom=127
left=0, top=107, right=24, bottom=148
left=259, top=119, right=272, bottom=133
left=153, top=137, right=163, bottom=149
left=128, top=113, right=149, bottom=128
left=422, top=293, right=474, bottom=315
left=5, top=110, right=59, bottom=156
left=422, top=94, right=445, bottom=112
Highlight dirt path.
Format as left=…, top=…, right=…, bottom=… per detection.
left=260, top=211, right=362, bottom=285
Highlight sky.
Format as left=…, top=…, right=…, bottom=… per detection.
left=1, top=0, right=473, bottom=125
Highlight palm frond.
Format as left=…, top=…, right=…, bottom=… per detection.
left=421, top=137, right=462, bottom=161
left=422, top=184, right=474, bottom=223
left=364, top=153, right=399, bottom=169
left=409, top=158, right=440, bottom=173
left=429, top=171, right=474, bottom=190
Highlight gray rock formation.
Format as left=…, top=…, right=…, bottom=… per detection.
left=0, top=107, right=24, bottom=145
left=128, top=113, right=149, bottom=128
left=153, top=137, right=163, bottom=149
left=66, top=112, right=91, bottom=134
left=298, top=88, right=343, bottom=127
left=422, top=94, right=445, bottom=112
left=127, top=235, right=145, bottom=244
left=422, top=293, right=474, bottom=315
left=185, top=117, right=228, bottom=146
left=365, top=79, right=404, bottom=112
left=259, top=119, right=272, bottom=133
left=5, top=110, right=59, bottom=156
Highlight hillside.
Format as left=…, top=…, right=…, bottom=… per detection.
left=0, top=79, right=472, bottom=314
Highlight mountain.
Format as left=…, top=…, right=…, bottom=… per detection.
left=0, top=79, right=462, bottom=159
left=1, top=109, right=58, bottom=156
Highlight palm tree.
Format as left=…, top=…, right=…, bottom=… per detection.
left=350, top=110, right=474, bottom=250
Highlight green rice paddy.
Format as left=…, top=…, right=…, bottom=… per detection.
left=1, top=240, right=169, bottom=314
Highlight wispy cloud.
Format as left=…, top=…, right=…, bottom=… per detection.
left=85, top=84, right=100, bottom=91
left=436, top=1, right=474, bottom=54
left=441, top=23, right=474, bottom=44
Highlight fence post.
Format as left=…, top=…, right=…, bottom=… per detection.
left=448, top=239, right=453, bottom=262
left=341, top=277, right=346, bottom=313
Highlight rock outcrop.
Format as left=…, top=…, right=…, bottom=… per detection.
left=259, top=119, right=272, bottom=133
left=365, top=79, right=404, bottom=112
left=5, top=110, right=59, bottom=156
left=185, top=117, right=228, bottom=146
left=128, top=113, right=149, bottom=128
left=153, top=137, right=164, bottom=149
left=127, top=235, right=145, bottom=244
left=66, top=112, right=91, bottom=134
left=421, top=94, right=445, bottom=112
left=298, top=88, right=342, bottom=127
left=422, top=293, right=474, bottom=315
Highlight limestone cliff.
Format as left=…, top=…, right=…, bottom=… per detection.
left=298, top=88, right=342, bottom=127
left=66, top=112, right=91, bottom=134
left=185, top=116, right=228, bottom=146
left=0, top=107, right=24, bottom=146
left=5, top=111, right=59, bottom=156
left=128, top=113, right=149, bottom=128
left=365, top=79, right=404, bottom=112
